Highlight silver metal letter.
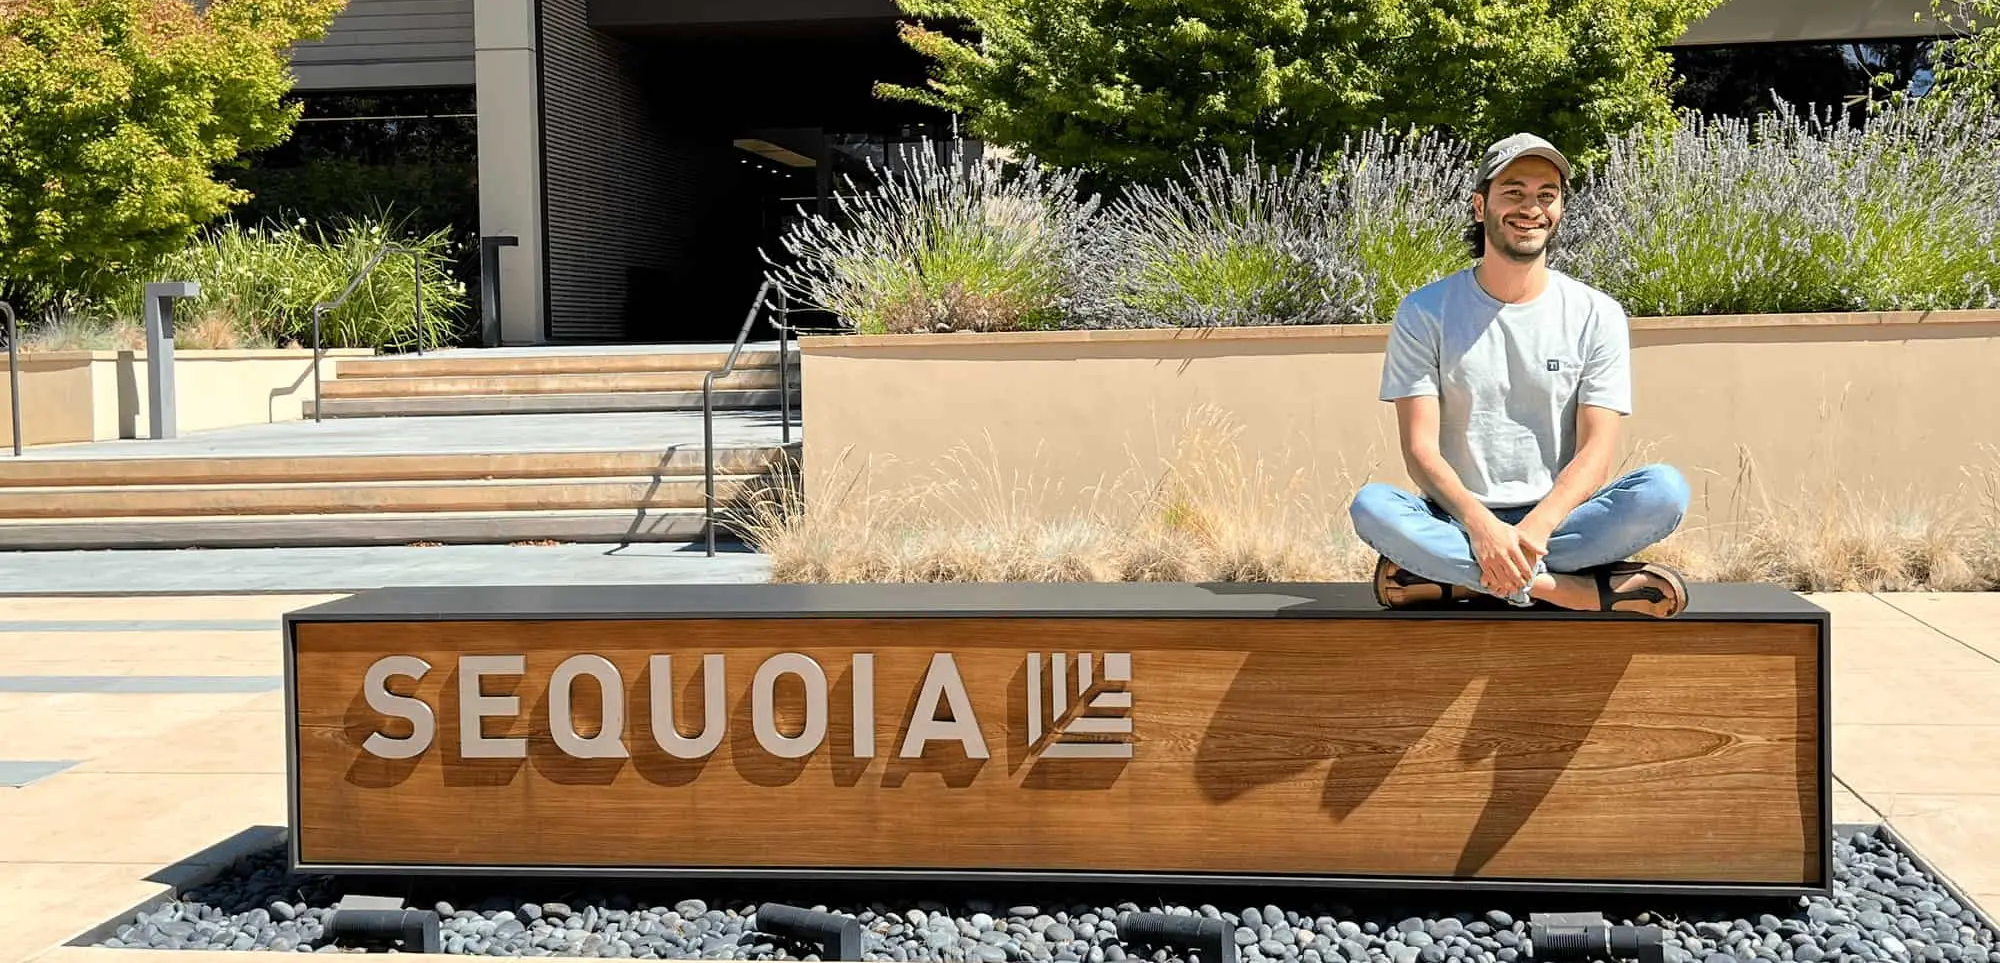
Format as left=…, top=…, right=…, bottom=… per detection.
left=548, top=654, right=628, bottom=759
left=753, top=653, right=828, bottom=759
left=852, top=652, right=875, bottom=758
left=458, top=654, right=527, bottom=759
left=899, top=653, right=988, bottom=759
left=649, top=654, right=725, bottom=758
left=362, top=655, right=435, bottom=759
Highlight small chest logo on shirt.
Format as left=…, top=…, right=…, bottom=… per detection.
left=1546, top=359, right=1562, bottom=372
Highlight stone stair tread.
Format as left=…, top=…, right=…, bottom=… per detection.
left=0, top=447, right=797, bottom=487
left=0, top=473, right=767, bottom=496
left=305, top=388, right=798, bottom=418
left=320, top=369, right=782, bottom=398
left=0, top=508, right=720, bottom=550
left=333, top=349, right=791, bottom=379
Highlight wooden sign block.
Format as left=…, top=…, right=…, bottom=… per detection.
left=282, top=581, right=1829, bottom=895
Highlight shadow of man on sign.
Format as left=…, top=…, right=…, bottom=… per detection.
left=1192, top=634, right=1637, bottom=878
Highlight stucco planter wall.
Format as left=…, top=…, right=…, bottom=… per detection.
left=0, top=348, right=373, bottom=448
left=798, top=310, right=2000, bottom=526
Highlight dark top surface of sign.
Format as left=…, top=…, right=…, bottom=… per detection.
left=282, top=580, right=1827, bottom=624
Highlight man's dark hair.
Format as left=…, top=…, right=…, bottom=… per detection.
left=1463, top=182, right=1491, bottom=260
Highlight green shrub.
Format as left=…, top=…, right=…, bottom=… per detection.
left=103, top=213, right=468, bottom=351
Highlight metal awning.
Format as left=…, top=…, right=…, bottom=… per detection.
left=1676, top=0, right=1946, bottom=45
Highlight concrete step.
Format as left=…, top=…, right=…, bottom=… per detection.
left=304, top=388, right=800, bottom=418
left=0, top=446, right=797, bottom=488
left=321, top=369, right=785, bottom=399
left=0, top=508, right=727, bottom=550
left=334, top=349, right=790, bottom=380
left=0, top=474, right=770, bottom=519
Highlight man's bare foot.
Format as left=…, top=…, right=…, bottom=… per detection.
left=1529, top=561, right=1689, bottom=617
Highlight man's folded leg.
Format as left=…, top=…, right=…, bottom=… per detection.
left=1347, top=482, right=1540, bottom=607
left=1541, top=463, right=1692, bottom=574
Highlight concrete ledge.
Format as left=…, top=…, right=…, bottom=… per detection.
left=797, top=308, right=2000, bottom=351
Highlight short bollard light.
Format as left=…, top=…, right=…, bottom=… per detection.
left=141, top=281, right=200, bottom=441
left=752, top=902, right=863, bottom=961
left=1527, top=912, right=1665, bottom=963
left=1117, top=911, right=1240, bottom=963
left=321, top=906, right=442, bottom=953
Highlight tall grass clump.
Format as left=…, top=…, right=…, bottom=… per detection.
left=1557, top=94, right=2000, bottom=316
left=1076, top=150, right=1370, bottom=328
left=107, top=213, right=467, bottom=352
left=766, top=143, right=1099, bottom=335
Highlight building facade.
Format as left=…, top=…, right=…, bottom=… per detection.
left=281, top=0, right=1944, bottom=346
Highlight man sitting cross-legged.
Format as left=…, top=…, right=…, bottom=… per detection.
left=1347, top=132, right=1693, bottom=618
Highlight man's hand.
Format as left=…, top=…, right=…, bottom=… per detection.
left=1514, top=514, right=1555, bottom=568
left=1466, top=511, right=1536, bottom=597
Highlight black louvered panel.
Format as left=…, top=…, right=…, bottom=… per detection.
left=538, top=0, right=699, bottom=343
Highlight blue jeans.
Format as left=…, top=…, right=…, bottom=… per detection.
left=1348, top=464, right=1691, bottom=607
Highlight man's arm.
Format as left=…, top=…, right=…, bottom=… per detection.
left=1516, top=403, right=1621, bottom=551
left=1394, top=395, right=1493, bottom=526
left=1394, top=395, right=1538, bottom=595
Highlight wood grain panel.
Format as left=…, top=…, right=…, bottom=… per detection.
left=289, top=617, right=1821, bottom=884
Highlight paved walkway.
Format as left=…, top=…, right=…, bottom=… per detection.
left=0, top=589, right=1993, bottom=963
left=0, top=543, right=772, bottom=595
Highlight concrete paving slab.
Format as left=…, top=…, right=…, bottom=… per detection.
left=1870, top=794, right=2000, bottom=897
left=70, top=709, right=283, bottom=777
left=0, top=596, right=345, bottom=620
left=1836, top=723, right=2000, bottom=798
left=0, top=694, right=270, bottom=760
left=0, top=632, right=283, bottom=677
left=0, top=543, right=772, bottom=595
left=1879, top=593, right=2000, bottom=662
left=0, top=620, right=273, bottom=633
left=0, top=676, right=280, bottom=694
left=8, top=410, right=797, bottom=461
left=0, top=772, right=284, bottom=864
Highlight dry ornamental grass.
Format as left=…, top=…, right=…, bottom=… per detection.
left=726, top=408, right=2000, bottom=593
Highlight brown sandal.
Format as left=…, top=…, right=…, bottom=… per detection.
left=1372, top=556, right=1478, bottom=608
left=1593, top=560, right=1690, bottom=618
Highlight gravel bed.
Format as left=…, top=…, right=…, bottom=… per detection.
left=92, top=830, right=2000, bottom=961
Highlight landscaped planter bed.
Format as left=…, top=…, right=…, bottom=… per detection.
left=86, top=827, right=1999, bottom=960
left=0, top=347, right=373, bottom=447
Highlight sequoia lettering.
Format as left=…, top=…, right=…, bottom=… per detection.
left=356, top=651, right=1003, bottom=761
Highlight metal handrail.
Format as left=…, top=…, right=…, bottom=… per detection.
left=309, top=243, right=425, bottom=423
left=703, top=279, right=789, bottom=556
left=3, top=301, right=19, bottom=456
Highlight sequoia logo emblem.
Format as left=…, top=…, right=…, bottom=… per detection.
left=1026, top=651, right=1133, bottom=759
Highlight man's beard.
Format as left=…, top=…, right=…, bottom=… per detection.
left=1484, top=210, right=1558, bottom=262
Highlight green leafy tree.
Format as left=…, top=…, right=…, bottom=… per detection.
left=0, top=0, right=347, bottom=309
left=1923, top=0, right=2000, bottom=110
left=879, top=0, right=1725, bottom=186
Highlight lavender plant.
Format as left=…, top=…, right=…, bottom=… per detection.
left=1326, top=126, right=1482, bottom=324
left=1557, top=94, right=2000, bottom=315
left=764, top=142, right=1099, bottom=335
left=1073, top=149, right=1370, bottom=328
left=769, top=94, right=2000, bottom=331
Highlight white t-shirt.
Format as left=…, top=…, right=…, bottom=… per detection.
left=1377, top=267, right=1633, bottom=509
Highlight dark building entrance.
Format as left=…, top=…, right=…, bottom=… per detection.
left=535, top=0, right=957, bottom=343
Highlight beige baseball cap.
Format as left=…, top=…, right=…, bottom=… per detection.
left=1476, top=132, right=1572, bottom=185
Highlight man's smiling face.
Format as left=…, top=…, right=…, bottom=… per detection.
left=1472, top=156, right=1564, bottom=262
